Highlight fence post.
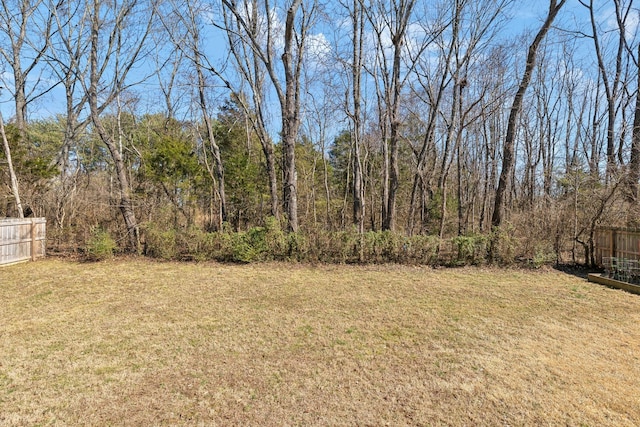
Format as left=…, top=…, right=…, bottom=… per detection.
left=31, top=218, right=36, bottom=261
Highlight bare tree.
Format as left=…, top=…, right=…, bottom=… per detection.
left=185, top=2, right=228, bottom=227
left=219, top=0, right=279, bottom=220
left=86, top=0, right=156, bottom=251
left=0, top=0, right=54, bottom=140
left=280, top=0, right=305, bottom=231
left=629, top=43, right=640, bottom=204
left=578, top=0, right=635, bottom=180
left=365, top=0, right=417, bottom=231
left=221, top=0, right=316, bottom=232
left=340, top=0, right=366, bottom=233
left=405, top=6, right=452, bottom=235
left=45, top=0, right=93, bottom=229
left=157, top=1, right=230, bottom=229
left=0, top=107, right=23, bottom=217
left=520, top=40, right=566, bottom=207
left=491, top=0, right=566, bottom=231
left=195, top=60, right=229, bottom=228
left=151, top=5, right=185, bottom=121
left=301, top=87, right=336, bottom=229
left=47, top=0, right=89, bottom=170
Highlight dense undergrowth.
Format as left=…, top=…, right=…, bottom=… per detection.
left=78, top=217, right=557, bottom=267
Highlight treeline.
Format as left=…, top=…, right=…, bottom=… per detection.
left=0, top=0, right=639, bottom=266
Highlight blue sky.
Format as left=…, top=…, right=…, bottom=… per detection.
left=0, top=1, right=635, bottom=126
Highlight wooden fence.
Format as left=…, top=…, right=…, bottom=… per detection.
left=0, top=218, right=46, bottom=266
left=594, top=227, right=640, bottom=266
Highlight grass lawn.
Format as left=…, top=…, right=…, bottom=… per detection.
left=1, top=258, right=639, bottom=426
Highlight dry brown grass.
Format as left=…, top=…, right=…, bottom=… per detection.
left=1, top=259, right=639, bottom=426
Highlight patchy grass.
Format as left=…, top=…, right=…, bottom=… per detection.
left=1, top=259, right=639, bottom=426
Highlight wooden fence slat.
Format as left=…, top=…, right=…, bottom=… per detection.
left=31, top=219, right=36, bottom=261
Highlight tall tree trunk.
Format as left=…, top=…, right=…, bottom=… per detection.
left=0, top=110, right=23, bottom=218
left=381, top=0, right=416, bottom=231
left=12, top=64, right=27, bottom=142
left=222, top=1, right=279, bottom=220
left=221, top=0, right=308, bottom=232
left=262, top=137, right=279, bottom=219
left=580, top=0, right=630, bottom=181
left=437, top=79, right=462, bottom=251
left=87, top=0, right=141, bottom=252
left=89, top=112, right=140, bottom=251
left=280, top=0, right=304, bottom=232
left=194, top=47, right=227, bottom=227
left=351, top=0, right=365, bottom=233
left=491, top=0, right=566, bottom=230
left=381, top=123, right=390, bottom=230
left=627, top=43, right=640, bottom=205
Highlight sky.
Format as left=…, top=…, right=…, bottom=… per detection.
left=0, top=1, right=635, bottom=126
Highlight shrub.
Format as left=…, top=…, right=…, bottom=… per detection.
left=230, top=231, right=259, bottom=263
left=451, top=234, right=488, bottom=266
left=489, top=224, right=518, bottom=265
left=264, top=216, right=288, bottom=257
left=85, top=227, right=117, bottom=261
left=362, top=231, right=402, bottom=263
left=204, top=231, right=235, bottom=262
left=138, top=221, right=519, bottom=266
left=531, top=243, right=557, bottom=268
left=176, top=227, right=213, bottom=261
left=286, top=232, right=308, bottom=261
left=404, top=235, right=440, bottom=265
left=143, top=224, right=177, bottom=260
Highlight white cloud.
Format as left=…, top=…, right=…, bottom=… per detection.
left=306, top=32, right=331, bottom=62
left=600, top=4, right=640, bottom=40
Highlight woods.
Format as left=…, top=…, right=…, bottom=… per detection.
left=1, top=0, right=639, bottom=265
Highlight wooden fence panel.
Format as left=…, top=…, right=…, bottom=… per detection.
left=594, top=228, right=614, bottom=265
left=615, top=230, right=640, bottom=261
left=594, top=227, right=640, bottom=266
left=0, top=218, right=46, bottom=266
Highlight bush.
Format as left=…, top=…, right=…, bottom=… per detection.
left=176, top=227, right=215, bottom=261
left=230, top=231, right=259, bottom=263
left=404, top=235, right=440, bottom=264
left=361, top=231, right=403, bottom=263
left=451, top=234, right=488, bottom=266
left=85, top=227, right=117, bottom=261
left=138, top=220, right=524, bottom=266
left=530, top=243, right=557, bottom=268
left=226, top=217, right=288, bottom=263
left=143, top=224, right=178, bottom=260
left=286, top=232, right=308, bottom=261
left=489, top=224, right=519, bottom=265
left=264, top=216, right=288, bottom=257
